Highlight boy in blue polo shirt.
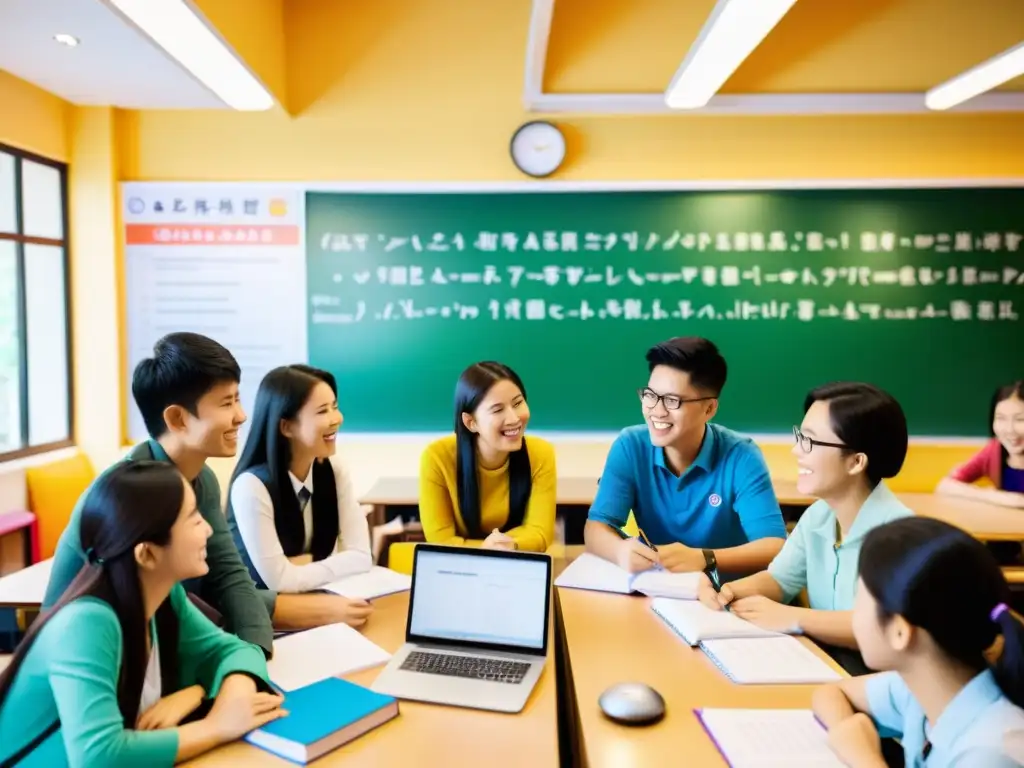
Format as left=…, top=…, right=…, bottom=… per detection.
left=585, top=336, right=786, bottom=576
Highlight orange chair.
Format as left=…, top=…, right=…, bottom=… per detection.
left=25, top=451, right=96, bottom=560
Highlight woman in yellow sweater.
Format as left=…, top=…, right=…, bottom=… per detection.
left=419, top=361, right=556, bottom=552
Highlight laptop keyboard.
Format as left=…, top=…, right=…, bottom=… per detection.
left=400, top=651, right=530, bottom=684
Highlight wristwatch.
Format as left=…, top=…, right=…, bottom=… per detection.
left=702, top=548, right=717, bottom=572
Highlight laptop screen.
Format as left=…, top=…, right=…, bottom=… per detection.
left=408, top=549, right=548, bottom=651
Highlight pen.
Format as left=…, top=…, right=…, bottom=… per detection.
left=704, top=564, right=730, bottom=611
left=636, top=527, right=658, bottom=552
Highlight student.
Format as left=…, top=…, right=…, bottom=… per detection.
left=42, top=333, right=273, bottom=656
left=419, top=361, right=556, bottom=551
left=697, top=382, right=911, bottom=672
left=0, top=461, right=285, bottom=767
left=228, top=364, right=373, bottom=629
left=812, top=516, right=1024, bottom=768
left=938, top=380, right=1024, bottom=509
left=585, top=337, right=786, bottom=575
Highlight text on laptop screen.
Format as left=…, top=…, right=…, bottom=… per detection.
left=409, top=550, right=548, bottom=650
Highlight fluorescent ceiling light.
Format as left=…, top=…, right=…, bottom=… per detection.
left=665, top=0, right=800, bottom=110
left=926, top=42, right=1024, bottom=111
left=106, top=0, right=274, bottom=111
left=53, top=33, right=80, bottom=47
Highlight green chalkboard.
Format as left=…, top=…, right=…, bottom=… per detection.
left=305, top=188, right=1024, bottom=435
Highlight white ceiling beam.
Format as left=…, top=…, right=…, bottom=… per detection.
left=523, top=0, right=556, bottom=108
left=528, top=91, right=1024, bottom=116
left=521, top=0, right=1024, bottom=116
left=926, top=41, right=1024, bottom=111
left=664, top=0, right=800, bottom=109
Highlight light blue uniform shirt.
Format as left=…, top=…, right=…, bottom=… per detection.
left=767, top=482, right=912, bottom=609
left=866, top=669, right=1024, bottom=767
left=588, top=423, right=786, bottom=551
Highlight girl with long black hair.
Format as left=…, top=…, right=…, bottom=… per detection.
left=0, top=461, right=284, bottom=767
left=419, top=361, right=556, bottom=551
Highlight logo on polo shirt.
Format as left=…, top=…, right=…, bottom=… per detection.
left=708, top=493, right=722, bottom=507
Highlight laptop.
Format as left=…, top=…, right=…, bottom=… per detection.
left=370, top=543, right=551, bottom=713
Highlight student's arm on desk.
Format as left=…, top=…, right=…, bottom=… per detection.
left=418, top=447, right=485, bottom=547
left=936, top=478, right=1024, bottom=509
left=272, top=593, right=372, bottom=630
left=585, top=439, right=656, bottom=571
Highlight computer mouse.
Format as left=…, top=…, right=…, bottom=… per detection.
left=598, top=682, right=666, bottom=725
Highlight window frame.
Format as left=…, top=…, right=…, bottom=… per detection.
left=0, top=141, right=74, bottom=462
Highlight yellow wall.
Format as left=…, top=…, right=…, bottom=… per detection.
left=0, top=70, right=70, bottom=160
left=117, top=0, right=1024, bottom=182
left=6, top=0, right=1015, bottom=501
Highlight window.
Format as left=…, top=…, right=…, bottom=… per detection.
left=0, top=143, right=72, bottom=460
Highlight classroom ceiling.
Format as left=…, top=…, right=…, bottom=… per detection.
left=0, top=0, right=1020, bottom=113
left=0, top=0, right=225, bottom=108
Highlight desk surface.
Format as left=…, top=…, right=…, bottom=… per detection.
left=556, top=587, right=845, bottom=767
left=898, top=492, right=1024, bottom=541
left=0, top=558, right=51, bottom=608
left=186, top=592, right=559, bottom=767
left=362, top=476, right=1024, bottom=541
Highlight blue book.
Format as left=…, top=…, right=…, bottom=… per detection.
left=245, top=678, right=400, bottom=763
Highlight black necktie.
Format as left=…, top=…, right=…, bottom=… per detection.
left=297, top=487, right=311, bottom=513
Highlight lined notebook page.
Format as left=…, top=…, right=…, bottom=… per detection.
left=630, top=569, right=701, bottom=599
left=700, top=636, right=842, bottom=684
left=696, top=709, right=845, bottom=767
left=651, top=597, right=780, bottom=645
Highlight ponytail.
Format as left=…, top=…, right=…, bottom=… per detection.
left=992, top=603, right=1024, bottom=708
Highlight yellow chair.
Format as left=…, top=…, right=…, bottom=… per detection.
left=25, top=451, right=96, bottom=560
left=388, top=541, right=419, bottom=575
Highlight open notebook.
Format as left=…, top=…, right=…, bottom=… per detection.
left=696, top=709, right=844, bottom=767
left=322, top=566, right=412, bottom=600
left=554, top=553, right=700, bottom=599
left=268, top=622, right=392, bottom=692
left=652, top=598, right=841, bottom=685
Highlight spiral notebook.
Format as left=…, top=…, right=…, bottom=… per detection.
left=695, top=708, right=845, bottom=767
left=554, top=553, right=700, bottom=599
left=650, top=597, right=781, bottom=646
left=699, top=636, right=842, bottom=685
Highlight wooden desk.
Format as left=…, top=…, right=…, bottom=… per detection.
left=186, top=591, right=559, bottom=767
left=898, top=493, right=1024, bottom=542
left=360, top=475, right=599, bottom=510
left=556, top=587, right=844, bottom=767
left=771, top=478, right=815, bottom=507
left=0, top=558, right=52, bottom=608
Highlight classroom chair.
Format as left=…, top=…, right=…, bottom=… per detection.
left=25, top=451, right=95, bottom=560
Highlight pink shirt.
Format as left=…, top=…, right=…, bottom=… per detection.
left=949, top=439, right=1004, bottom=489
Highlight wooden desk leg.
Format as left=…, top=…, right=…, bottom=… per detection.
left=554, top=588, right=586, bottom=768
left=368, top=504, right=386, bottom=530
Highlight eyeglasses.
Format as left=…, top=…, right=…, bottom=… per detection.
left=638, top=387, right=714, bottom=411
left=793, top=425, right=847, bottom=454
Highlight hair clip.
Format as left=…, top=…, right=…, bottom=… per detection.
left=991, top=602, right=1009, bottom=622
left=85, top=547, right=106, bottom=566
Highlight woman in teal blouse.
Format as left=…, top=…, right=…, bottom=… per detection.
left=0, top=461, right=287, bottom=767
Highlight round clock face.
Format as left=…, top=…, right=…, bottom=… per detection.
left=510, top=121, right=566, bottom=178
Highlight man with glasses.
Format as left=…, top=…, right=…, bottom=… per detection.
left=584, top=336, right=786, bottom=577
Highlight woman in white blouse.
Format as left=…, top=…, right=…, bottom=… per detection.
left=228, top=364, right=373, bottom=629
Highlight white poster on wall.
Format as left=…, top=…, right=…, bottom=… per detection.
left=122, top=183, right=306, bottom=444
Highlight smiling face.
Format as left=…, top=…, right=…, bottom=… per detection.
left=139, top=476, right=213, bottom=583
left=793, top=399, right=868, bottom=497
left=177, top=380, right=247, bottom=458
left=462, top=378, right=530, bottom=461
left=281, top=381, right=343, bottom=461
left=993, top=394, right=1024, bottom=458
left=642, top=365, right=716, bottom=449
